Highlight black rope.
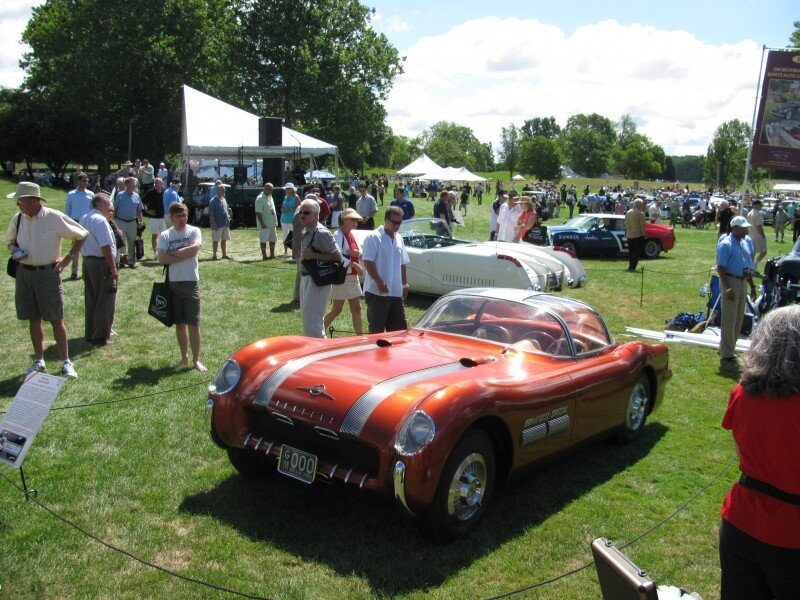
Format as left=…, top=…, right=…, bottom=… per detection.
left=0, top=470, right=272, bottom=600
left=483, top=455, right=736, bottom=599
left=0, top=380, right=210, bottom=416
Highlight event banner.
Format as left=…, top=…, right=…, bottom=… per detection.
left=751, top=49, right=800, bottom=172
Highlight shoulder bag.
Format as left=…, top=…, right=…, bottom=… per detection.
left=6, top=213, right=22, bottom=278
left=302, top=230, right=347, bottom=286
left=522, top=224, right=548, bottom=246
left=147, top=266, right=174, bottom=327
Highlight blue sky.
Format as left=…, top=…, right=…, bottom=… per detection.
left=1, top=0, right=797, bottom=155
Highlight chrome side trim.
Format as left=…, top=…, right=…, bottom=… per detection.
left=344, top=469, right=353, bottom=484
left=314, top=426, right=339, bottom=440
left=521, top=423, right=547, bottom=446
left=271, top=412, right=294, bottom=426
left=243, top=433, right=252, bottom=447
left=340, top=362, right=466, bottom=436
left=254, top=436, right=264, bottom=449
left=253, top=343, right=376, bottom=408
left=548, top=414, right=570, bottom=436
left=359, top=473, right=368, bottom=489
left=393, top=461, right=415, bottom=517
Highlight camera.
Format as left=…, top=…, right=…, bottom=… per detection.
left=12, top=248, right=27, bottom=260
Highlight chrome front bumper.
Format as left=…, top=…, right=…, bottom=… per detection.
left=393, top=461, right=416, bottom=517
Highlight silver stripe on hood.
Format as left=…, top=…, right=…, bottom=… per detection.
left=253, top=343, right=377, bottom=409
left=340, top=362, right=466, bottom=437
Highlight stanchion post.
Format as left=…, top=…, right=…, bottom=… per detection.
left=640, top=267, right=644, bottom=307
left=19, top=466, right=36, bottom=500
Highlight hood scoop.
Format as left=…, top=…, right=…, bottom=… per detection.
left=460, top=356, right=497, bottom=368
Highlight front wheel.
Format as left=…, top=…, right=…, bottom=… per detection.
left=227, top=447, right=273, bottom=479
left=618, top=375, right=650, bottom=444
left=643, top=239, right=661, bottom=259
left=420, top=430, right=496, bottom=543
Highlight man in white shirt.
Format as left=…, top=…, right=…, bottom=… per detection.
left=746, top=199, right=767, bottom=269
left=362, top=206, right=410, bottom=333
left=496, top=190, right=521, bottom=243
left=79, top=193, right=118, bottom=346
left=255, top=182, right=278, bottom=260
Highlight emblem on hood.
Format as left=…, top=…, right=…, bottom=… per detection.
left=297, top=384, right=335, bottom=401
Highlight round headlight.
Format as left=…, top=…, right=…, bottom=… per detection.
left=209, top=359, right=241, bottom=394
left=394, top=411, right=435, bottom=456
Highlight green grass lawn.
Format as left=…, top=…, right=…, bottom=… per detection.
left=0, top=175, right=765, bottom=599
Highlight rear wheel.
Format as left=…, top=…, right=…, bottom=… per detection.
left=559, top=241, right=578, bottom=256
left=618, top=375, right=650, bottom=444
left=643, top=239, right=661, bottom=259
left=420, top=430, right=496, bottom=543
left=227, top=447, right=273, bottom=479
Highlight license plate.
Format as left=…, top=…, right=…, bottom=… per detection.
left=277, top=445, right=318, bottom=484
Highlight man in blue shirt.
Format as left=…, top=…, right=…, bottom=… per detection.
left=390, top=186, right=415, bottom=221
left=163, top=179, right=182, bottom=217
left=208, top=181, right=231, bottom=260
left=65, top=171, right=94, bottom=279
left=112, top=177, right=143, bottom=268
left=716, top=216, right=756, bottom=366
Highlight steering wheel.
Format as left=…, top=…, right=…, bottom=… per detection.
left=525, top=331, right=557, bottom=352
left=474, top=324, right=512, bottom=344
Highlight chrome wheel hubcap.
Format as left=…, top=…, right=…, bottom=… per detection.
left=626, top=382, right=648, bottom=431
left=447, top=452, right=487, bottom=521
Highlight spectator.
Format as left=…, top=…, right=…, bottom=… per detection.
left=163, top=179, right=182, bottom=217
left=774, top=202, right=789, bottom=243
left=157, top=202, right=205, bottom=372
left=356, top=183, right=378, bottom=230
left=65, top=171, right=94, bottom=279
left=719, top=304, right=800, bottom=599
left=513, top=197, right=538, bottom=243
left=280, top=182, right=298, bottom=256
left=208, top=181, right=231, bottom=260
left=5, top=182, right=87, bottom=379
left=329, top=184, right=344, bottom=228
left=142, top=178, right=166, bottom=260
left=624, top=198, right=646, bottom=272
left=79, top=193, right=118, bottom=346
left=746, top=200, right=767, bottom=269
left=299, top=199, right=342, bottom=338
left=390, top=186, right=416, bottom=221
left=324, top=208, right=364, bottom=335
left=496, top=190, right=521, bottom=243
left=112, top=177, right=143, bottom=269
left=255, top=182, right=278, bottom=260
left=361, top=206, right=410, bottom=333
left=489, top=192, right=504, bottom=240
left=156, top=162, right=169, bottom=181
left=138, top=159, right=155, bottom=193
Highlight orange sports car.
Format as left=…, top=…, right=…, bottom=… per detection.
left=206, top=288, right=671, bottom=542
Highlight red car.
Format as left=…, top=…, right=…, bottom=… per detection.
left=206, top=288, right=671, bottom=542
left=547, top=214, right=676, bottom=259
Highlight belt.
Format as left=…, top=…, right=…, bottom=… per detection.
left=22, top=263, right=56, bottom=271
left=739, top=473, right=800, bottom=506
left=726, top=273, right=745, bottom=280
left=118, top=218, right=136, bottom=222
left=84, top=255, right=106, bottom=260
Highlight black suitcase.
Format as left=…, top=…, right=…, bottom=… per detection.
left=135, top=238, right=145, bottom=261
left=591, top=538, right=657, bottom=600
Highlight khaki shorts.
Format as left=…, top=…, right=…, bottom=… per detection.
left=211, top=227, right=231, bottom=242
left=330, top=274, right=362, bottom=301
left=169, top=280, right=201, bottom=326
left=259, top=226, right=278, bottom=243
left=16, top=265, right=63, bottom=321
left=149, top=218, right=167, bottom=234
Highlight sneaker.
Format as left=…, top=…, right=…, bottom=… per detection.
left=23, top=360, right=46, bottom=376
left=61, top=360, right=78, bottom=380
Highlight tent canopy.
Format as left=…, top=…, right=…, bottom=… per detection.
left=418, top=166, right=487, bottom=182
left=397, top=153, right=441, bottom=175
left=181, top=85, right=337, bottom=160
left=305, top=169, right=337, bottom=180
left=773, top=183, right=800, bottom=192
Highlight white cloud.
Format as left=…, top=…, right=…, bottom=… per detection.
left=384, top=17, right=762, bottom=155
left=0, top=1, right=44, bottom=89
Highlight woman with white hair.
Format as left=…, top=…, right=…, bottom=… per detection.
left=718, top=304, right=800, bottom=598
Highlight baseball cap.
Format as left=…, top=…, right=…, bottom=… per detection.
left=730, top=216, right=748, bottom=228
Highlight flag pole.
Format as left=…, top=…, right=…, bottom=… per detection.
left=740, top=45, right=767, bottom=207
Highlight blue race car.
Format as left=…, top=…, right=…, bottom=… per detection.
left=547, top=214, right=676, bottom=259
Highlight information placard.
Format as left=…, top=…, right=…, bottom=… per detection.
left=0, top=373, right=65, bottom=467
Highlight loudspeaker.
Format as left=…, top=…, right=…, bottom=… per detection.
left=262, top=158, right=283, bottom=187
left=233, top=166, right=247, bottom=184
left=259, top=117, right=282, bottom=146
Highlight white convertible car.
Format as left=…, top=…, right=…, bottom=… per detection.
left=352, top=218, right=587, bottom=296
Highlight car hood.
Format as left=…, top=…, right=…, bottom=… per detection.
left=240, top=332, right=552, bottom=437
left=547, top=225, right=583, bottom=235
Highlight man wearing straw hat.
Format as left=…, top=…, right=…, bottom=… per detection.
left=5, top=182, right=88, bottom=379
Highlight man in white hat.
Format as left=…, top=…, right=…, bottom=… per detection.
left=5, top=182, right=88, bottom=379
left=716, top=215, right=756, bottom=367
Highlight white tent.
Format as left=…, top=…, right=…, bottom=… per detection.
left=397, top=153, right=441, bottom=175
left=773, top=182, right=800, bottom=192
left=181, top=85, right=337, bottom=162
left=512, top=174, right=524, bottom=180
left=418, top=166, right=487, bottom=182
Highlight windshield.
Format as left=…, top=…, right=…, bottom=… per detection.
left=561, top=215, right=600, bottom=230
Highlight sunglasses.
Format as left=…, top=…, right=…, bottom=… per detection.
left=299, top=210, right=314, bottom=216
left=387, top=219, right=403, bottom=226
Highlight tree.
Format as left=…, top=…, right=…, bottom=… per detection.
left=559, top=113, right=616, bottom=177
left=499, top=124, right=521, bottom=177
left=608, top=131, right=665, bottom=180
left=420, top=122, right=493, bottom=171
left=790, top=20, right=800, bottom=47
left=616, top=114, right=638, bottom=147
left=21, top=0, right=238, bottom=166
left=520, top=116, right=561, bottom=139
left=239, top=0, right=403, bottom=168
left=671, top=156, right=704, bottom=182
left=518, top=136, right=563, bottom=181
left=703, top=119, right=751, bottom=189
left=664, top=156, right=676, bottom=182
